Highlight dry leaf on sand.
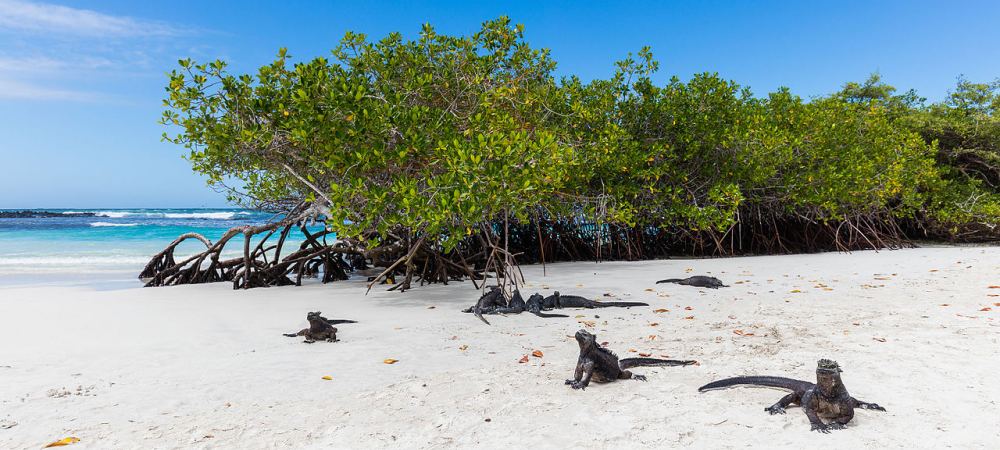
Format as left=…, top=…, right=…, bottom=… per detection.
left=44, top=437, right=80, bottom=448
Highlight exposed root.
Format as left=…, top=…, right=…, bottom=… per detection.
left=142, top=204, right=969, bottom=292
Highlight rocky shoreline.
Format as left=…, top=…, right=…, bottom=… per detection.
left=0, top=211, right=97, bottom=219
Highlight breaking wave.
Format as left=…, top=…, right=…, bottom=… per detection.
left=0, top=255, right=151, bottom=266
left=89, top=222, right=139, bottom=227
left=88, top=211, right=244, bottom=220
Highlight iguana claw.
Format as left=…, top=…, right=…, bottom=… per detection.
left=810, top=423, right=830, bottom=433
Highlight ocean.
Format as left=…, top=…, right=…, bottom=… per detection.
left=0, top=208, right=305, bottom=289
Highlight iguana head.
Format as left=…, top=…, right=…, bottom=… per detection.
left=524, top=293, right=544, bottom=312
left=817, top=359, right=842, bottom=373
left=306, top=311, right=323, bottom=321
left=815, top=359, right=844, bottom=393
left=575, top=329, right=597, bottom=351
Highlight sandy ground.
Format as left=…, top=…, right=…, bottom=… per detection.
left=1, top=246, right=999, bottom=449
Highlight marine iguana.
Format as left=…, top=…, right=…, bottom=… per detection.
left=498, top=290, right=569, bottom=319
left=655, top=275, right=727, bottom=289
left=566, top=329, right=697, bottom=390
left=283, top=311, right=340, bottom=343
left=523, top=292, right=566, bottom=317
left=462, top=288, right=568, bottom=325
left=698, top=359, right=886, bottom=433
left=462, top=286, right=505, bottom=325
left=543, top=291, right=648, bottom=309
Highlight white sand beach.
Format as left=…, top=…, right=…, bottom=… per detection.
left=2, top=246, right=999, bottom=449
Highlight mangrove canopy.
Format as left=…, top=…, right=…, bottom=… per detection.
left=146, top=17, right=1000, bottom=291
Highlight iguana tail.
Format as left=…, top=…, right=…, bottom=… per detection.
left=461, top=306, right=492, bottom=324
left=698, top=376, right=812, bottom=392
left=474, top=306, right=490, bottom=325
left=324, top=319, right=358, bottom=325
left=655, top=279, right=684, bottom=284
left=530, top=311, right=569, bottom=318
left=471, top=288, right=502, bottom=326
left=593, top=301, right=649, bottom=308
left=619, top=357, right=697, bottom=368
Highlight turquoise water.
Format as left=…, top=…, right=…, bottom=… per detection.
left=0, top=209, right=311, bottom=288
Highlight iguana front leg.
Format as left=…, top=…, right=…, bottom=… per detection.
left=852, top=398, right=886, bottom=411
left=825, top=403, right=854, bottom=430
left=565, top=359, right=585, bottom=385
left=801, top=392, right=830, bottom=433
left=568, top=360, right=595, bottom=390
left=765, top=393, right=799, bottom=415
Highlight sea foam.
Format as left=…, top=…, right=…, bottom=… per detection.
left=90, top=222, right=139, bottom=227
left=163, top=212, right=237, bottom=219
left=0, top=255, right=151, bottom=266
left=89, top=211, right=241, bottom=220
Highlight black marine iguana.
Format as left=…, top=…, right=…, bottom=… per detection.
left=462, top=287, right=568, bottom=325
left=655, top=275, right=727, bottom=289
left=283, top=311, right=344, bottom=343
left=698, top=359, right=886, bottom=433
left=502, top=290, right=569, bottom=319
left=566, top=329, right=697, bottom=390
left=463, top=288, right=649, bottom=325
left=542, top=291, right=648, bottom=309
left=523, top=292, right=559, bottom=316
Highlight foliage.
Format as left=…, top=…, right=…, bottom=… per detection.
left=162, top=17, right=1000, bottom=268
left=164, top=18, right=569, bottom=252
left=917, top=77, right=1000, bottom=190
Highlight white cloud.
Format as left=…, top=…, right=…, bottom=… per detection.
left=0, top=0, right=187, bottom=37
left=0, top=55, right=115, bottom=73
left=0, top=77, right=100, bottom=101
left=0, top=1, right=202, bottom=103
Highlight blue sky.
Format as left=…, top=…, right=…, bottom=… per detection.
left=1, top=0, right=998, bottom=208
